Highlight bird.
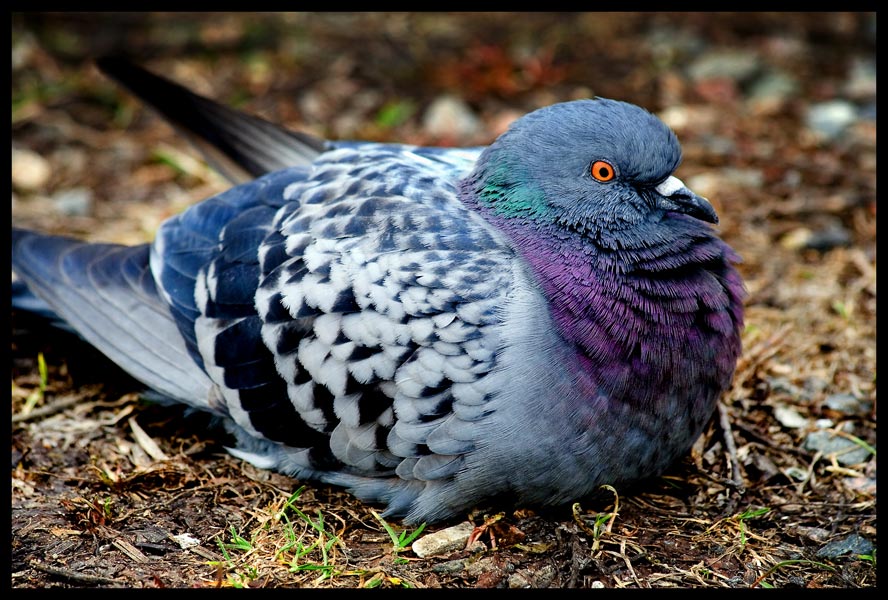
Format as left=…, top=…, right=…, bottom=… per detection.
left=11, top=58, right=746, bottom=524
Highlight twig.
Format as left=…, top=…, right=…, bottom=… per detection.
left=717, top=402, right=745, bottom=493
left=730, top=421, right=811, bottom=456
left=567, top=531, right=585, bottom=588
left=112, top=538, right=150, bottom=563
left=128, top=416, right=170, bottom=461
left=12, top=393, right=84, bottom=423
left=29, top=560, right=124, bottom=586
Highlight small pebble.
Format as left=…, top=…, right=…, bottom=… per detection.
left=687, top=49, right=761, bottom=83
left=843, top=57, right=877, bottom=101
left=431, top=558, right=468, bottom=574
left=789, top=525, right=831, bottom=543
left=411, top=521, right=474, bottom=558
left=768, top=376, right=802, bottom=397
left=815, top=533, right=874, bottom=559
left=507, top=564, right=556, bottom=588
left=773, top=404, right=809, bottom=429
left=170, top=533, right=200, bottom=549
left=803, top=428, right=871, bottom=466
left=423, top=95, right=481, bottom=141
left=780, top=221, right=851, bottom=252
left=464, top=556, right=498, bottom=577
left=824, top=393, right=868, bottom=415
left=12, top=147, right=51, bottom=192
left=806, top=100, right=858, bottom=141
left=747, top=69, right=799, bottom=105
left=52, top=187, right=94, bottom=217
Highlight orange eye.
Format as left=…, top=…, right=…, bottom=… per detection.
left=590, top=160, right=616, bottom=182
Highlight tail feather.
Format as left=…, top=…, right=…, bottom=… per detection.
left=11, top=227, right=213, bottom=406
left=12, top=279, right=76, bottom=334
left=96, top=56, right=330, bottom=183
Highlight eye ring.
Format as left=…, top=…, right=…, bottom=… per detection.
left=590, top=160, right=616, bottom=182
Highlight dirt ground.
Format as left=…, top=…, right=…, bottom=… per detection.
left=11, top=13, right=876, bottom=588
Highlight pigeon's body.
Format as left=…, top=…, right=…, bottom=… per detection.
left=12, top=61, right=745, bottom=523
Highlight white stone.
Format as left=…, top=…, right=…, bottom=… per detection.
left=411, top=520, right=475, bottom=558
left=12, top=147, right=51, bottom=192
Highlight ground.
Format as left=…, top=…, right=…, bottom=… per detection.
left=11, top=13, right=876, bottom=588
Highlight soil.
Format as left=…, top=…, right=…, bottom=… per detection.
left=11, top=12, right=876, bottom=588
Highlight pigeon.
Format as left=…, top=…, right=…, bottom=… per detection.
left=11, top=59, right=746, bottom=524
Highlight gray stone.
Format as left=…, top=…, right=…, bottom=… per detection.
left=802, top=219, right=853, bottom=252
left=806, top=100, right=858, bottom=141
left=646, top=27, right=705, bottom=68
left=748, top=70, right=799, bottom=103
left=824, top=393, right=868, bottom=415
left=815, top=533, right=874, bottom=559
left=768, top=376, right=803, bottom=397
left=687, top=49, right=760, bottom=82
left=843, top=57, right=877, bottom=101
left=464, top=556, right=499, bottom=577
left=431, top=558, right=468, bottom=574
left=52, top=187, right=94, bottom=217
left=507, top=564, right=556, bottom=588
left=803, top=428, right=871, bottom=466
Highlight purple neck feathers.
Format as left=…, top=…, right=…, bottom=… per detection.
left=462, top=183, right=745, bottom=408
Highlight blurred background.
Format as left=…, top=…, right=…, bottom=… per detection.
left=12, top=12, right=876, bottom=245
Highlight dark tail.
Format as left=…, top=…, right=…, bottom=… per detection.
left=96, top=56, right=329, bottom=183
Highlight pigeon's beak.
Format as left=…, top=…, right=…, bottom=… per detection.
left=654, top=176, right=719, bottom=225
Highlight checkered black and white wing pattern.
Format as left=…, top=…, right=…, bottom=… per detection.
left=154, top=144, right=515, bottom=484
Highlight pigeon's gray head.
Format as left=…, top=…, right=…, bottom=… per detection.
left=467, top=98, right=717, bottom=239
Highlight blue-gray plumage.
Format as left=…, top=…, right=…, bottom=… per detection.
left=11, top=60, right=745, bottom=523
